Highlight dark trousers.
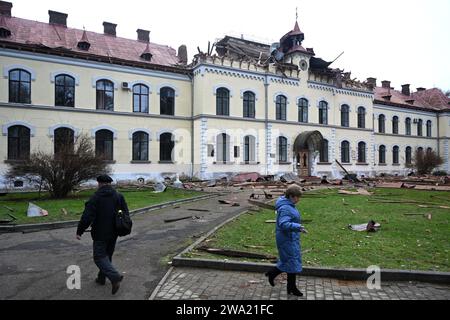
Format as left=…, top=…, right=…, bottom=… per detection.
left=93, top=238, right=121, bottom=283
left=267, top=267, right=298, bottom=289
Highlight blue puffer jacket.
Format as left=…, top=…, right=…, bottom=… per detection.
left=275, top=196, right=303, bottom=273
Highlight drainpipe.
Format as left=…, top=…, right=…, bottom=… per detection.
left=188, top=73, right=195, bottom=179
left=264, top=75, right=269, bottom=176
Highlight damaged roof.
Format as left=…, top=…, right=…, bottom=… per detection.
left=374, top=87, right=450, bottom=112
left=0, top=15, right=186, bottom=72
left=215, top=35, right=271, bottom=63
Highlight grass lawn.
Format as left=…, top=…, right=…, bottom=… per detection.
left=0, top=188, right=203, bottom=225
left=187, top=188, right=450, bottom=272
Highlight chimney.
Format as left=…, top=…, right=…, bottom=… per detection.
left=137, top=29, right=150, bottom=42
left=401, top=84, right=410, bottom=96
left=49, top=10, right=67, bottom=27
left=103, top=22, right=117, bottom=36
left=366, top=77, right=377, bottom=89
left=416, top=87, right=426, bottom=92
left=178, top=45, right=188, bottom=64
left=381, top=80, right=391, bottom=89
left=0, top=1, right=12, bottom=16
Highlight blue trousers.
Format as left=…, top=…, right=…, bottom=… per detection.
left=93, top=238, right=121, bottom=283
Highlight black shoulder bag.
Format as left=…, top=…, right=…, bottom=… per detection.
left=114, top=193, right=133, bottom=237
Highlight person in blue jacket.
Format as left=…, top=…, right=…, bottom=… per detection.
left=265, top=184, right=307, bottom=297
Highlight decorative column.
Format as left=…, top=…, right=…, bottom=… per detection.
left=200, top=118, right=208, bottom=179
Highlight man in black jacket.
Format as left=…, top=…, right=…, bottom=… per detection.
left=76, top=175, right=129, bottom=295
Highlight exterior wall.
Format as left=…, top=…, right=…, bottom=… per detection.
left=1, top=47, right=449, bottom=189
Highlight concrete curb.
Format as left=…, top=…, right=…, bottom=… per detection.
left=149, top=266, right=175, bottom=300
left=171, top=257, right=450, bottom=285
left=0, top=193, right=218, bottom=234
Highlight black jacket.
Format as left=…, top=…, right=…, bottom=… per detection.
left=77, top=186, right=129, bottom=241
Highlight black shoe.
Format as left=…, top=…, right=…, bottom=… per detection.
left=112, top=275, right=124, bottom=295
left=95, top=277, right=106, bottom=286
left=287, top=287, right=304, bottom=297
left=265, top=272, right=275, bottom=287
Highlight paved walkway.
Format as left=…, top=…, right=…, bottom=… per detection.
left=0, top=190, right=253, bottom=300
left=152, top=267, right=450, bottom=300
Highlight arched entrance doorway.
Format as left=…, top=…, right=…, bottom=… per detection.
left=293, top=131, right=323, bottom=177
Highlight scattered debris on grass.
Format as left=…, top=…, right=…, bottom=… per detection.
left=348, top=220, right=381, bottom=232
left=153, top=182, right=167, bottom=193
left=197, top=245, right=277, bottom=260
left=27, top=203, right=48, bottom=217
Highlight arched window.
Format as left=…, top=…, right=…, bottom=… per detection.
left=405, top=146, right=412, bottom=165
left=379, top=145, right=386, bottom=164
left=133, top=84, right=149, bottom=113
left=96, top=80, right=114, bottom=111
left=358, top=142, right=366, bottom=163
left=9, top=69, right=31, bottom=104
left=320, top=139, right=329, bottom=163
left=426, top=121, right=432, bottom=137
left=7, top=125, right=30, bottom=160
left=216, top=88, right=230, bottom=116
left=341, top=141, right=350, bottom=163
left=393, top=146, right=399, bottom=164
left=427, top=147, right=433, bottom=154
left=417, top=119, right=423, bottom=136
left=378, top=114, right=386, bottom=133
left=216, top=133, right=230, bottom=163
left=54, top=127, right=74, bottom=155
left=357, top=107, right=366, bottom=129
left=417, top=147, right=424, bottom=154
left=244, top=135, right=256, bottom=163
left=298, top=98, right=308, bottom=123
left=392, top=116, right=399, bottom=134
left=160, top=133, right=175, bottom=162
left=95, top=129, right=114, bottom=160
left=55, top=74, right=75, bottom=107
left=341, top=104, right=350, bottom=127
left=319, top=101, right=328, bottom=125
left=276, top=95, right=287, bottom=121
left=160, top=87, right=175, bottom=116
left=243, top=91, right=255, bottom=118
left=405, top=118, right=412, bottom=136
left=278, top=137, right=288, bottom=163
left=132, top=131, right=149, bottom=161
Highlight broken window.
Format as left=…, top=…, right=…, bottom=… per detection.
left=358, top=142, right=366, bottom=163
left=244, top=135, right=256, bottom=163
left=132, top=131, right=149, bottom=161
left=417, top=119, right=423, bottom=136
left=278, top=136, right=288, bottom=163
left=357, top=107, right=365, bottom=129
left=207, top=144, right=215, bottom=157
left=216, top=88, right=230, bottom=116
left=160, top=87, right=175, bottom=116
left=216, top=133, right=230, bottom=163
left=243, top=91, right=255, bottom=118
left=8, top=125, right=30, bottom=160
left=320, top=139, right=329, bottom=163
left=405, top=146, right=412, bottom=164
left=319, top=101, right=328, bottom=125
left=426, top=121, right=432, bottom=137
left=160, top=132, right=174, bottom=162
left=378, top=114, right=385, bottom=133
left=298, top=98, right=308, bottom=123
left=9, top=69, right=31, bottom=104
left=341, top=141, right=350, bottom=163
left=393, top=146, right=399, bottom=164
left=276, top=95, right=287, bottom=121
left=95, top=129, right=114, bottom=160
left=341, top=104, right=349, bottom=127
left=96, top=80, right=114, bottom=111
left=392, top=116, right=399, bottom=134
left=133, top=84, right=149, bottom=113
left=54, top=127, right=75, bottom=155
left=405, top=118, right=412, bottom=136
left=234, top=146, right=240, bottom=158
left=55, top=74, right=75, bottom=107
left=379, top=145, right=386, bottom=164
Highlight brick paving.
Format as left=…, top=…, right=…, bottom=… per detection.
left=152, top=267, right=450, bottom=300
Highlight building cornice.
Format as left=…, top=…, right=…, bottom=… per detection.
left=373, top=103, right=439, bottom=117
left=374, top=99, right=446, bottom=115
left=307, top=81, right=374, bottom=98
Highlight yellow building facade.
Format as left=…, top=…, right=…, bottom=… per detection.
left=0, top=2, right=448, bottom=188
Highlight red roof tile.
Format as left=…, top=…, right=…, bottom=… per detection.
left=0, top=15, right=181, bottom=68
left=374, top=86, right=450, bottom=112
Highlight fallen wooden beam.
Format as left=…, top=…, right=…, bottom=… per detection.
left=197, top=245, right=276, bottom=260
left=164, top=216, right=193, bottom=223
left=247, top=199, right=275, bottom=210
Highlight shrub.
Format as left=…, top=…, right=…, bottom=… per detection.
left=409, top=149, right=444, bottom=175
left=6, top=134, right=111, bottom=199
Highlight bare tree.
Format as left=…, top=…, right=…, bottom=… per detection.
left=409, top=149, right=444, bottom=175
left=6, top=134, right=111, bottom=199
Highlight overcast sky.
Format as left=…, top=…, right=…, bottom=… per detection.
left=9, top=0, right=450, bottom=91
